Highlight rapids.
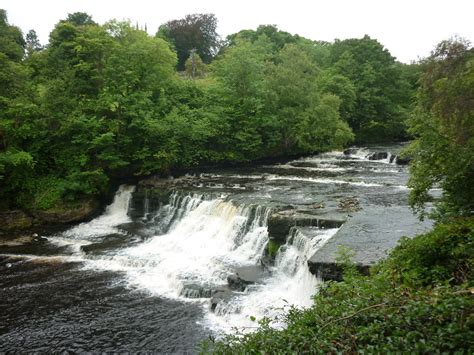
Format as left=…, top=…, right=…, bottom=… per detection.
left=0, top=144, right=432, bottom=352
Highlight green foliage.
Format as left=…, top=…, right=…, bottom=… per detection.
left=406, top=37, right=474, bottom=219
left=184, top=50, right=207, bottom=79
left=267, top=239, right=281, bottom=259
left=329, top=35, right=412, bottom=142
left=383, top=217, right=474, bottom=287
left=0, top=11, right=415, bottom=213
left=206, top=219, right=474, bottom=353
left=157, top=13, right=220, bottom=70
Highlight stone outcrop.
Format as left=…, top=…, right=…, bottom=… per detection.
left=307, top=205, right=432, bottom=281
left=31, top=198, right=100, bottom=224
left=227, top=265, right=267, bottom=291
left=368, top=151, right=388, bottom=160
left=395, top=155, right=411, bottom=165
left=267, top=210, right=346, bottom=243
left=0, top=210, right=34, bottom=231
left=307, top=261, right=370, bottom=281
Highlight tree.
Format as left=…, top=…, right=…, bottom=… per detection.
left=184, top=49, right=207, bottom=79
left=406, top=37, right=474, bottom=219
left=266, top=43, right=353, bottom=153
left=0, top=9, right=25, bottom=61
left=65, top=12, right=96, bottom=26
left=157, top=13, right=220, bottom=70
left=25, top=29, right=42, bottom=57
left=226, top=25, right=298, bottom=53
left=330, top=35, right=411, bottom=142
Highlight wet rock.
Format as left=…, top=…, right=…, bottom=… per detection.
left=0, top=234, right=35, bottom=247
left=368, top=152, right=388, bottom=160
left=395, top=155, right=411, bottom=165
left=307, top=261, right=370, bottom=281
left=179, top=282, right=226, bottom=299
left=0, top=210, right=34, bottom=231
left=227, top=265, right=266, bottom=291
left=32, top=199, right=100, bottom=224
left=209, top=289, right=235, bottom=313
left=267, top=211, right=346, bottom=243
left=80, top=234, right=134, bottom=255
left=227, top=274, right=248, bottom=291
left=343, top=148, right=359, bottom=156
left=117, top=222, right=152, bottom=239
left=338, top=197, right=361, bottom=212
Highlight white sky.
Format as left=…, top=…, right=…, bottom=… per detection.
left=2, top=0, right=473, bottom=63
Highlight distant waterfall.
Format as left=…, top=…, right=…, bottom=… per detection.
left=62, top=185, right=135, bottom=239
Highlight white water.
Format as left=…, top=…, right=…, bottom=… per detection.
left=63, top=185, right=136, bottom=238
left=206, top=227, right=337, bottom=331
left=266, top=174, right=383, bottom=187
left=52, top=185, right=338, bottom=332
left=50, top=185, right=136, bottom=252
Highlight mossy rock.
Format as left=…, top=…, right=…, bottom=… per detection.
left=31, top=198, right=100, bottom=224
left=0, top=210, right=34, bottom=231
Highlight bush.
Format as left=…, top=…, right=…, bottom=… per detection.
left=382, top=218, right=474, bottom=287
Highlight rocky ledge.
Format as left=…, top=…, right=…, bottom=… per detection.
left=267, top=209, right=347, bottom=243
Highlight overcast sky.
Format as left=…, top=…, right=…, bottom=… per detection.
left=2, top=0, right=473, bottom=63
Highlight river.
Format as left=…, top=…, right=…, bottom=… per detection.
left=0, top=144, right=433, bottom=352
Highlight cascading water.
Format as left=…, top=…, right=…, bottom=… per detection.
left=49, top=185, right=136, bottom=253
left=206, top=226, right=338, bottom=331
left=51, top=186, right=337, bottom=332
left=64, top=185, right=136, bottom=238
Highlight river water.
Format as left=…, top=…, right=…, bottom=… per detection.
left=0, top=144, right=432, bottom=352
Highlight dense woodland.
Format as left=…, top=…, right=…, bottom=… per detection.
left=0, top=10, right=473, bottom=352
left=0, top=10, right=421, bottom=212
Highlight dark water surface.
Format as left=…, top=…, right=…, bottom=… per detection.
left=0, top=256, right=206, bottom=352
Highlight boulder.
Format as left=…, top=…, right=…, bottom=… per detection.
left=368, top=152, right=388, bottom=160
left=32, top=198, right=100, bottom=224
left=0, top=210, right=34, bottom=231
left=307, top=261, right=370, bottom=281
left=395, top=155, right=411, bottom=165
left=267, top=211, right=346, bottom=243
left=227, top=265, right=266, bottom=291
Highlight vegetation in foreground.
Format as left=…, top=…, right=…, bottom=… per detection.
left=204, top=218, right=474, bottom=353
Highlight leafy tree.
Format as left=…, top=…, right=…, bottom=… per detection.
left=65, top=12, right=97, bottom=26
left=211, top=37, right=272, bottom=159
left=0, top=9, right=25, bottom=61
left=330, top=35, right=412, bottom=142
left=406, top=37, right=474, bottom=219
left=157, top=13, right=220, bottom=70
left=184, top=49, right=207, bottom=79
left=266, top=43, right=353, bottom=153
left=226, top=25, right=298, bottom=53
left=25, top=29, right=42, bottom=57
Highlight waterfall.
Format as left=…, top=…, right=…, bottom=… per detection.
left=50, top=185, right=136, bottom=252
left=55, top=186, right=339, bottom=332
left=206, top=227, right=338, bottom=331
left=78, top=192, right=271, bottom=299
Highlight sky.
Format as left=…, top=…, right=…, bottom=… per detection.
left=2, top=0, right=473, bottom=63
